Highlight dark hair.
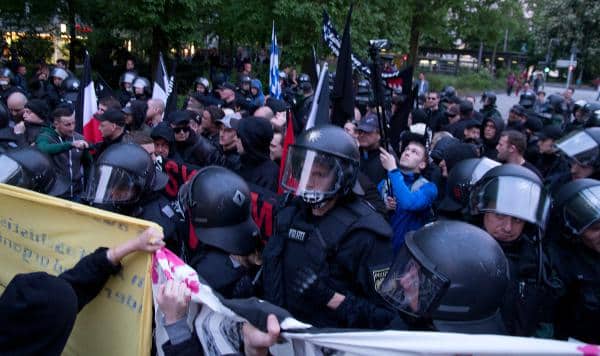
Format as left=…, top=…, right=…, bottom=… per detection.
left=52, top=107, right=73, bottom=121
left=98, top=96, right=122, bottom=110
left=501, top=130, right=526, bottom=155
left=205, top=105, right=224, bottom=123
left=130, top=131, right=154, bottom=145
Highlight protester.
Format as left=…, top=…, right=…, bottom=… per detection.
left=0, top=227, right=165, bottom=355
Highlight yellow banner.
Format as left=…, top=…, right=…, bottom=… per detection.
left=0, top=183, right=160, bottom=356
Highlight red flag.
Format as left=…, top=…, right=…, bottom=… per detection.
left=277, top=111, right=295, bottom=194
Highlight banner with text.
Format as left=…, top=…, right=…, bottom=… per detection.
left=0, top=183, right=160, bottom=356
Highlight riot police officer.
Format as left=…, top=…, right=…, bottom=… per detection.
left=379, top=220, right=510, bottom=334
left=83, top=143, right=186, bottom=256
left=551, top=127, right=600, bottom=194
left=480, top=91, right=502, bottom=122
left=180, top=166, right=262, bottom=298
left=0, top=147, right=70, bottom=196
left=118, top=71, right=137, bottom=106
left=292, top=73, right=314, bottom=134
left=469, top=164, right=559, bottom=337
left=551, top=178, right=600, bottom=344
left=47, top=67, right=69, bottom=110
left=132, top=77, right=151, bottom=101
left=262, top=125, right=396, bottom=329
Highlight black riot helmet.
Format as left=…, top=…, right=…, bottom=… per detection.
left=61, top=76, right=80, bottom=92
left=298, top=73, right=312, bottom=92
left=546, top=93, right=568, bottom=114
left=481, top=91, right=496, bottom=107
left=519, top=91, right=536, bottom=109
left=0, top=148, right=69, bottom=197
left=440, top=86, right=456, bottom=103
left=438, top=158, right=500, bottom=212
left=83, top=143, right=168, bottom=206
left=281, top=125, right=359, bottom=206
left=178, top=166, right=259, bottom=255
left=378, top=220, right=509, bottom=334
left=469, top=164, right=551, bottom=229
left=555, top=127, right=600, bottom=169
left=582, top=102, right=600, bottom=128
left=554, top=179, right=600, bottom=236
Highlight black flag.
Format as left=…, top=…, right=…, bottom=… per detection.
left=331, top=5, right=355, bottom=127
left=389, top=65, right=415, bottom=152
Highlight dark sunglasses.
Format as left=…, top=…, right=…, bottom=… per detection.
left=174, top=126, right=190, bottom=133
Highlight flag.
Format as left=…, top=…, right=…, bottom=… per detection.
left=331, top=5, right=355, bottom=127
left=269, top=22, right=282, bottom=99
left=164, top=60, right=178, bottom=116
left=152, top=52, right=169, bottom=104
left=389, top=65, right=415, bottom=151
left=277, top=111, right=295, bottom=194
left=76, top=51, right=100, bottom=143
left=305, top=62, right=330, bottom=130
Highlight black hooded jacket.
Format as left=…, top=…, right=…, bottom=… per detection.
left=236, top=117, right=279, bottom=192
left=481, top=115, right=505, bottom=160
left=0, top=248, right=120, bottom=355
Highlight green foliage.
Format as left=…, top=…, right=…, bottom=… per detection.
left=11, top=35, right=54, bottom=65
left=428, top=71, right=504, bottom=94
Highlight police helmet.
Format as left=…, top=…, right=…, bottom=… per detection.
left=194, top=76, right=210, bottom=91
left=50, top=67, right=69, bottom=81
left=61, top=76, right=80, bottom=93
left=298, top=73, right=312, bottom=92
left=546, top=93, right=568, bottom=114
left=582, top=103, right=600, bottom=127
left=554, top=179, right=600, bottom=236
left=278, top=71, right=287, bottom=80
left=0, top=148, right=70, bottom=197
left=573, top=99, right=587, bottom=113
left=133, top=76, right=150, bottom=89
left=469, top=164, right=551, bottom=229
left=0, top=67, right=14, bottom=85
left=379, top=220, right=509, bottom=334
left=239, top=75, right=251, bottom=85
left=438, top=158, right=500, bottom=212
left=440, top=86, right=456, bottom=101
left=519, top=91, right=536, bottom=109
left=555, top=127, right=600, bottom=168
left=281, top=125, right=359, bottom=206
left=178, top=166, right=259, bottom=255
left=120, top=71, right=137, bottom=85
left=481, top=91, right=496, bottom=107
left=83, top=143, right=168, bottom=205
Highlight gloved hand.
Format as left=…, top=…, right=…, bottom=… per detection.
left=291, top=267, right=335, bottom=307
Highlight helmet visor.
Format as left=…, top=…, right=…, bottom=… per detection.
left=563, top=185, right=600, bottom=235
left=281, top=146, right=344, bottom=203
left=471, top=158, right=501, bottom=184
left=0, top=155, right=24, bottom=186
left=84, top=165, right=142, bottom=204
left=378, top=244, right=450, bottom=318
left=474, top=176, right=550, bottom=227
left=555, top=130, right=599, bottom=166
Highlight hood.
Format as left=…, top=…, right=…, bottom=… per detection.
left=237, top=116, right=273, bottom=163
left=250, top=79, right=263, bottom=92
left=482, top=115, right=505, bottom=144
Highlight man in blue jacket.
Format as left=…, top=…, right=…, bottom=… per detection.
left=378, top=140, right=438, bottom=253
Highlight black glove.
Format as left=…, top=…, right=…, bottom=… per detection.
left=291, top=267, right=335, bottom=307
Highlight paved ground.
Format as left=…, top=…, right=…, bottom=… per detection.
left=472, top=84, right=599, bottom=119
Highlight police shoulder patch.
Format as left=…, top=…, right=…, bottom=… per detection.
left=371, top=267, right=390, bottom=292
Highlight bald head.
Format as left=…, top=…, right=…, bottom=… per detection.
left=254, top=106, right=274, bottom=120
left=7, top=91, right=27, bottom=122
left=146, top=98, right=165, bottom=126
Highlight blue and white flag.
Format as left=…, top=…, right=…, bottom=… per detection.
left=269, top=21, right=282, bottom=99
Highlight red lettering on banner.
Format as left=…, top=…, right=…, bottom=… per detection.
left=251, top=192, right=273, bottom=238
left=164, top=160, right=180, bottom=198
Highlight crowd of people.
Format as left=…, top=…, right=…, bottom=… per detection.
left=0, top=56, right=599, bottom=355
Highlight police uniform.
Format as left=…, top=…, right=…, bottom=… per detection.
left=263, top=196, right=396, bottom=328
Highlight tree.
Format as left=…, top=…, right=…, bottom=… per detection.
left=531, top=0, right=600, bottom=80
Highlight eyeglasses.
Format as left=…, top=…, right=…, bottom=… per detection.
left=174, top=127, right=190, bottom=134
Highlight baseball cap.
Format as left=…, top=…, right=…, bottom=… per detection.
left=98, top=108, right=125, bottom=126
left=357, top=113, right=379, bottom=133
